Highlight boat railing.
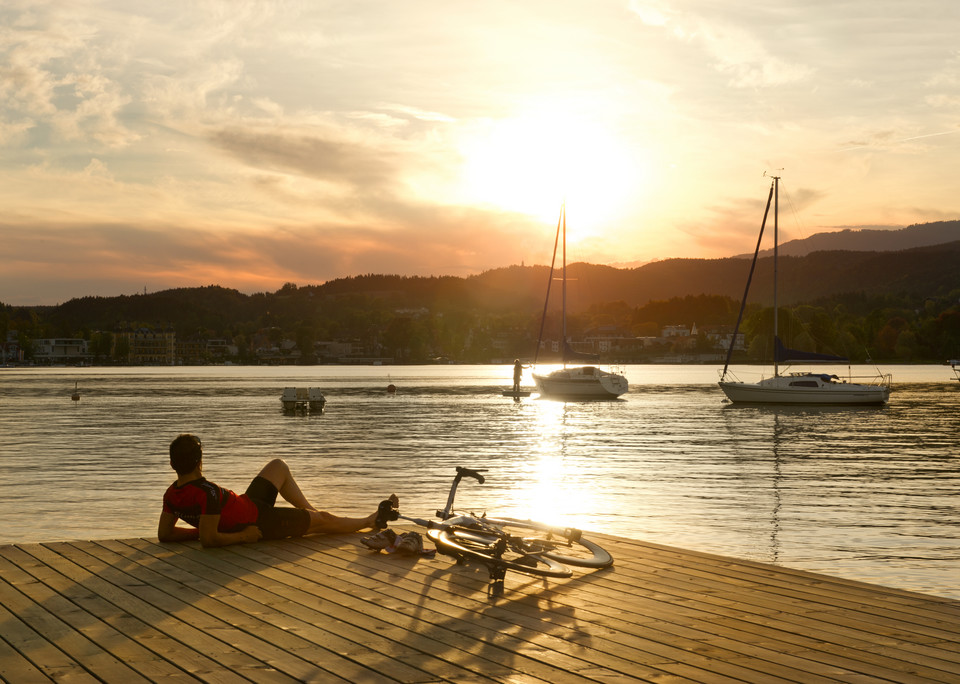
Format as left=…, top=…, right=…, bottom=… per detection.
left=717, top=367, right=776, bottom=383
left=719, top=367, right=892, bottom=388
left=806, top=370, right=893, bottom=388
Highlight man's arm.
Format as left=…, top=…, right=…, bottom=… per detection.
left=157, top=511, right=199, bottom=542
left=197, top=514, right=262, bottom=548
left=158, top=511, right=261, bottom=546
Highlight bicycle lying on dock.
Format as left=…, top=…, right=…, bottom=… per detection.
left=371, top=466, right=613, bottom=587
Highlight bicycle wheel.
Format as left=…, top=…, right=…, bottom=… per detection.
left=480, top=517, right=614, bottom=569
left=428, top=527, right=572, bottom=579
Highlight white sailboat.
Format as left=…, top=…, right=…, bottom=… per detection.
left=718, top=176, right=891, bottom=405
left=532, top=206, right=628, bottom=400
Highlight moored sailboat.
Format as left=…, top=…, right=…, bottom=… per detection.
left=532, top=206, right=628, bottom=400
left=718, top=176, right=891, bottom=405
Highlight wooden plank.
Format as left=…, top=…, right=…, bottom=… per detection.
left=595, top=536, right=960, bottom=671
left=264, top=536, right=716, bottom=682
left=294, top=533, right=860, bottom=682
left=0, top=630, right=53, bottom=683
left=123, top=537, right=523, bottom=683
left=131, top=537, right=622, bottom=684
left=0, top=572, right=104, bottom=683
left=540, top=535, right=960, bottom=681
left=619, top=534, right=958, bottom=618
left=2, top=530, right=958, bottom=684
left=104, top=538, right=492, bottom=684
left=23, top=542, right=291, bottom=683
left=301, top=530, right=960, bottom=683
left=1, top=545, right=201, bottom=682
left=59, top=540, right=362, bottom=684
left=12, top=542, right=250, bottom=683
left=632, top=539, right=960, bottom=628
left=267, top=533, right=814, bottom=682
left=0, top=550, right=169, bottom=683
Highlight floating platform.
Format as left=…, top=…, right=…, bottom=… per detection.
left=280, top=386, right=326, bottom=412
left=502, top=388, right=533, bottom=397
left=1, top=529, right=958, bottom=682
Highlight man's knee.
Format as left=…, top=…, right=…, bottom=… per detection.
left=258, top=458, right=290, bottom=480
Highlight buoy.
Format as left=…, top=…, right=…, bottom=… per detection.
left=386, top=383, right=397, bottom=394
left=71, top=381, right=80, bottom=401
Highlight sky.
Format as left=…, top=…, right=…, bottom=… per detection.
left=2, top=1, right=959, bottom=305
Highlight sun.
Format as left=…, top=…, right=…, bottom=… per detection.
left=458, top=106, right=645, bottom=234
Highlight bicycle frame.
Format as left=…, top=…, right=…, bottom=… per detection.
left=374, top=466, right=596, bottom=586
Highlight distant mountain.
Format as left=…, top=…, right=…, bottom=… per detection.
left=741, top=220, right=960, bottom=258
left=474, top=239, right=960, bottom=310
left=24, top=232, right=960, bottom=339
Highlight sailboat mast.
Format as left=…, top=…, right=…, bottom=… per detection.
left=720, top=183, right=774, bottom=379
left=561, top=205, right=567, bottom=364
left=772, top=175, right=779, bottom=378
left=534, top=209, right=563, bottom=366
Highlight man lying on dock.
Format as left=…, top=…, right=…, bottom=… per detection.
left=158, top=433, right=397, bottom=548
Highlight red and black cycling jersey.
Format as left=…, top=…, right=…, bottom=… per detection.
left=162, top=477, right=259, bottom=532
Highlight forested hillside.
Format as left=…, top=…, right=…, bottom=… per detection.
left=3, top=240, right=959, bottom=364
left=475, top=240, right=960, bottom=309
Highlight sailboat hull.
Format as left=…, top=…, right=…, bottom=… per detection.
left=719, top=373, right=890, bottom=405
left=533, top=366, right=628, bottom=400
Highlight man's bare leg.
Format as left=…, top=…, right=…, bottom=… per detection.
left=256, top=458, right=317, bottom=511
left=305, top=494, right=399, bottom=534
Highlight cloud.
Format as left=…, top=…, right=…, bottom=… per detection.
left=628, top=2, right=814, bottom=88
left=0, top=3, right=140, bottom=147
left=627, top=1, right=669, bottom=28
left=704, top=31, right=814, bottom=89
left=0, top=205, right=545, bottom=305
left=208, top=126, right=400, bottom=192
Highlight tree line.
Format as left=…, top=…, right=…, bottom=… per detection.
left=2, top=278, right=959, bottom=364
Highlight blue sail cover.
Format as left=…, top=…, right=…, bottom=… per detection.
left=563, top=342, right=600, bottom=363
left=774, top=336, right=847, bottom=364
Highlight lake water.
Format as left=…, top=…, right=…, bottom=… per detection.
left=1, top=364, right=958, bottom=600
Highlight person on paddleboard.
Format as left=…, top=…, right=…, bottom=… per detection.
left=158, top=433, right=397, bottom=548
left=513, top=359, right=524, bottom=394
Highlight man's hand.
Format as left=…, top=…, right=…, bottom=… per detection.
left=199, top=515, right=262, bottom=547
left=241, top=526, right=263, bottom=543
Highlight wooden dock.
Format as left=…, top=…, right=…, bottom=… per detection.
left=2, top=529, right=959, bottom=683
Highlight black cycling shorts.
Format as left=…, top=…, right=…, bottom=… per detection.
left=244, top=476, right=311, bottom=540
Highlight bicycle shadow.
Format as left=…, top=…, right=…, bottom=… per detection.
left=326, top=535, right=606, bottom=678
left=381, top=543, right=618, bottom=670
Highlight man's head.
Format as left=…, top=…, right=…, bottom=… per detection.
left=170, top=434, right=203, bottom=475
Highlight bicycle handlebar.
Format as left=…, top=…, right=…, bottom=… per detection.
left=378, top=466, right=486, bottom=528
left=456, top=466, right=485, bottom=484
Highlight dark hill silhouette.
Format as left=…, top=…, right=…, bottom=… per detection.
left=744, top=220, right=960, bottom=258
left=469, top=240, right=960, bottom=311
left=50, top=286, right=262, bottom=334
left=594, top=240, right=960, bottom=308
left=23, top=232, right=960, bottom=336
